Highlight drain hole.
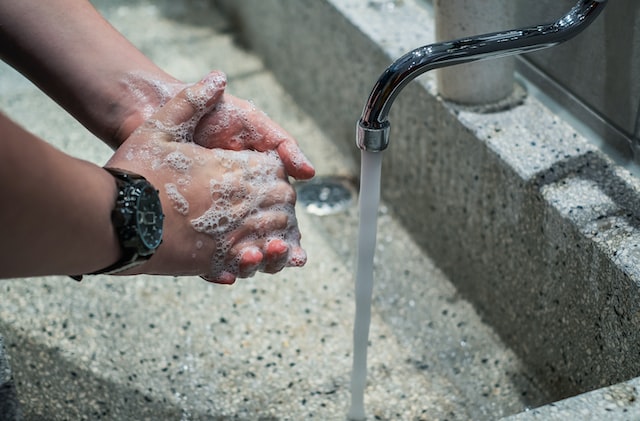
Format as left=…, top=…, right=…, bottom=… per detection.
left=295, top=176, right=355, bottom=216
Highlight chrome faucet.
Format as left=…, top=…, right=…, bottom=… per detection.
left=356, top=0, right=608, bottom=152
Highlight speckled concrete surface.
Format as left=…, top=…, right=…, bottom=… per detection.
left=503, top=378, right=640, bottom=421
left=4, top=0, right=640, bottom=419
left=216, top=0, right=640, bottom=419
left=0, top=1, right=549, bottom=420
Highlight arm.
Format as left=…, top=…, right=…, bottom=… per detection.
left=0, top=0, right=179, bottom=148
left=0, top=0, right=315, bottom=180
left=108, top=74, right=308, bottom=283
left=0, top=75, right=306, bottom=282
left=0, top=112, right=121, bottom=277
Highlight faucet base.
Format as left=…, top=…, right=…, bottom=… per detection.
left=442, top=81, right=528, bottom=114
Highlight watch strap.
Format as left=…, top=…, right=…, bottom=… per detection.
left=70, top=168, right=162, bottom=281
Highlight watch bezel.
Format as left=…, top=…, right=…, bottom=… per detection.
left=71, top=168, right=164, bottom=281
left=92, top=168, right=164, bottom=276
left=135, top=182, right=164, bottom=252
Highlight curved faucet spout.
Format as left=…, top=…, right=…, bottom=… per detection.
left=357, top=0, right=608, bottom=152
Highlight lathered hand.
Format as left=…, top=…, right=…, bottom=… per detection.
left=108, top=73, right=306, bottom=284
left=117, top=71, right=315, bottom=180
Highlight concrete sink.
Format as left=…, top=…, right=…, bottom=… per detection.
left=1, top=0, right=639, bottom=419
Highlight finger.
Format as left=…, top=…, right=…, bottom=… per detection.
left=226, top=211, right=291, bottom=248
left=287, top=245, right=307, bottom=267
left=246, top=115, right=315, bottom=180
left=277, top=139, right=316, bottom=180
left=200, top=271, right=236, bottom=285
left=194, top=94, right=315, bottom=180
left=192, top=102, right=246, bottom=149
left=256, top=182, right=297, bottom=209
left=237, top=246, right=263, bottom=278
left=262, top=238, right=290, bottom=274
left=148, top=71, right=226, bottom=131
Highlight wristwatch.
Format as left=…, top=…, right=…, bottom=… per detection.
left=71, top=168, right=164, bottom=281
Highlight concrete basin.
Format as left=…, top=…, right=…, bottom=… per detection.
left=1, top=0, right=639, bottom=419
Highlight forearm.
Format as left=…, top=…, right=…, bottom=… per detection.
left=0, top=113, right=121, bottom=278
left=0, top=0, right=178, bottom=148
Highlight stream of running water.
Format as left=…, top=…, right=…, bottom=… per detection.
left=348, top=150, right=383, bottom=420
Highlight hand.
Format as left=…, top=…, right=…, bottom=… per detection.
left=192, top=91, right=315, bottom=180
left=116, top=71, right=315, bottom=180
left=107, top=73, right=307, bottom=284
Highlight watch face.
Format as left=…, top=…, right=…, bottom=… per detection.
left=136, top=184, right=164, bottom=251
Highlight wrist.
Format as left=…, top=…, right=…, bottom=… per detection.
left=108, top=72, right=184, bottom=149
left=71, top=167, right=165, bottom=280
left=69, top=165, right=121, bottom=280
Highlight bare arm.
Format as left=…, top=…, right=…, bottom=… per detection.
left=0, top=0, right=315, bottom=180
left=0, top=76, right=306, bottom=282
left=0, top=0, right=179, bottom=147
left=0, top=112, right=121, bottom=277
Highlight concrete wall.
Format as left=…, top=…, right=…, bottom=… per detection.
left=214, top=0, right=640, bottom=401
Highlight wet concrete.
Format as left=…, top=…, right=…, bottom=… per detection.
left=0, top=0, right=547, bottom=419
left=4, top=0, right=640, bottom=419
left=217, top=0, right=640, bottom=419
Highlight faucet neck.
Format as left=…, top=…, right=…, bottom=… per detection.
left=357, top=0, right=608, bottom=152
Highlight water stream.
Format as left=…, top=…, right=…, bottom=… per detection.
left=348, top=150, right=383, bottom=421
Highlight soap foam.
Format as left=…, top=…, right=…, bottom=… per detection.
left=122, top=71, right=226, bottom=121
left=195, top=99, right=267, bottom=151
left=119, top=72, right=304, bottom=281
left=122, top=72, right=180, bottom=121
left=188, top=149, right=300, bottom=280
left=164, top=183, right=190, bottom=215
left=164, top=151, right=193, bottom=172
left=122, top=70, right=227, bottom=146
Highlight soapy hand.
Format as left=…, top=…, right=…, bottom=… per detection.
left=117, top=71, right=315, bottom=181
left=107, top=73, right=307, bottom=283
left=192, top=91, right=315, bottom=180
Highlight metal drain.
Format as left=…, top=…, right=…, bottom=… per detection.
left=295, top=176, right=355, bottom=216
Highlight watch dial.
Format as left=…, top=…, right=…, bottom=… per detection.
left=136, top=184, right=164, bottom=250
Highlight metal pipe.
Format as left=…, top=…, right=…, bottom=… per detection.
left=357, top=0, right=609, bottom=152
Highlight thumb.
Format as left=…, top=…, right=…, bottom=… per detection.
left=144, top=71, right=227, bottom=139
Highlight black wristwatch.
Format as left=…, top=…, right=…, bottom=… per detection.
left=71, top=168, right=164, bottom=281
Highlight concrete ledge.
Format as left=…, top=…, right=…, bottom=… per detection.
left=215, top=0, right=640, bottom=417
left=503, top=378, right=640, bottom=420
